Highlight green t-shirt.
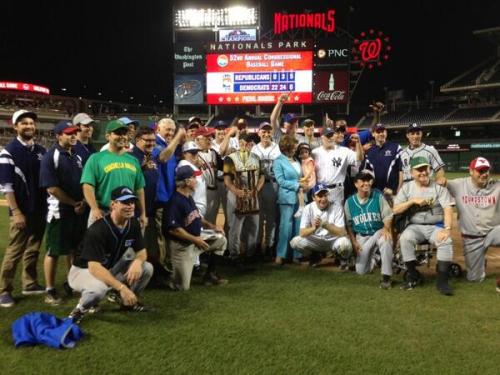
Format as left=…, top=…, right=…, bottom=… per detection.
left=81, top=151, right=145, bottom=209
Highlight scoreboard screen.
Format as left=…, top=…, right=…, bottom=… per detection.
left=206, top=51, right=313, bottom=105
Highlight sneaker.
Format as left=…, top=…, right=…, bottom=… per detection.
left=22, top=284, right=45, bottom=295
left=44, top=289, right=62, bottom=305
left=120, top=302, right=150, bottom=312
left=203, top=273, right=229, bottom=286
left=0, top=293, right=15, bottom=308
left=107, top=291, right=121, bottom=304
left=293, top=207, right=303, bottom=218
left=379, top=280, right=392, bottom=290
left=63, top=281, right=73, bottom=297
left=68, top=307, right=86, bottom=324
left=400, top=280, right=417, bottom=291
left=88, top=304, right=101, bottom=314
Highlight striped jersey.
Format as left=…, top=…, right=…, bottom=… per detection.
left=400, top=143, right=445, bottom=182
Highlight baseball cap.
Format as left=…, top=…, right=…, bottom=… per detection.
left=106, top=119, right=128, bottom=134
left=194, top=127, right=215, bottom=138
left=213, top=120, right=228, bottom=129
left=54, top=120, right=79, bottom=135
left=72, top=113, right=95, bottom=126
left=118, top=117, right=139, bottom=127
left=12, top=109, right=37, bottom=125
left=312, top=184, right=329, bottom=196
left=259, top=121, right=272, bottom=130
left=186, top=121, right=201, bottom=130
left=410, top=156, right=430, bottom=169
left=322, top=127, right=335, bottom=136
left=111, top=186, right=138, bottom=202
left=407, top=123, right=422, bottom=133
left=354, top=170, right=375, bottom=181
left=284, top=113, right=298, bottom=124
left=188, top=116, right=202, bottom=125
left=469, top=157, right=491, bottom=171
left=297, top=142, right=311, bottom=152
left=175, top=165, right=195, bottom=181
left=371, top=123, right=386, bottom=131
left=182, top=141, right=199, bottom=153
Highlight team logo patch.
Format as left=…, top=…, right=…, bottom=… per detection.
left=385, top=150, right=392, bottom=156
left=124, top=239, right=134, bottom=247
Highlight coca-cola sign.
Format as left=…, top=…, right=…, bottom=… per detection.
left=313, top=70, right=348, bottom=103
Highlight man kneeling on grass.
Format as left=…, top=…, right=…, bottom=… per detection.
left=344, top=170, right=394, bottom=289
left=68, top=186, right=153, bottom=323
left=290, top=184, right=352, bottom=267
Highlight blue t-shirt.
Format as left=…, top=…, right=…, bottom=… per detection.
left=73, top=140, right=96, bottom=166
left=364, top=141, right=401, bottom=193
left=153, top=135, right=181, bottom=205
left=163, top=191, right=201, bottom=243
left=129, top=147, right=159, bottom=217
left=39, top=144, right=84, bottom=219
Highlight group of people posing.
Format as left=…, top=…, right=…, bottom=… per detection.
left=0, top=95, right=499, bottom=323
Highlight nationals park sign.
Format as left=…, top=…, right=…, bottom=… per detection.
left=274, top=10, right=336, bottom=34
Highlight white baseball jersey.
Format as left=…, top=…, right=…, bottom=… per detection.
left=251, top=142, right=281, bottom=180
left=197, top=149, right=218, bottom=189
left=400, top=143, right=445, bottom=182
left=300, top=201, right=345, bottom=241
left=312, top=145, right=357, bottom=185
left=447, top=177, right=500, bottom=236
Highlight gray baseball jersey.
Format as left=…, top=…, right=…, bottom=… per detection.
left=447, top=177, right=500, bottom=236
left=394, top=180, right=454, bottom=224
left=400, top=143, right=445, bottom=182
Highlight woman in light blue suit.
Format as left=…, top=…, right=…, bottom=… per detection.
left=273, top=135, right=306, bottom=265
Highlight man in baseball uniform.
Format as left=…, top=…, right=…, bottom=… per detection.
left=290, top=184, right=352, bottom=266
left=393, top=156, right=455, bottom=295
left=400, top=123, right=445, bottom=184
left=345, top=171, right=394, bottom=289
left=444, top=157, right=500, bottom=291
left=251, top=122, right=281, bottom=256
left=312, top=124, right=363, bottom=203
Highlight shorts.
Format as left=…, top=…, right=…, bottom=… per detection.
left=46, top=215, right=87, bottom=257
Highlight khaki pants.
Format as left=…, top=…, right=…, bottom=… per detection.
left=0, top=214, right=45, bottom=294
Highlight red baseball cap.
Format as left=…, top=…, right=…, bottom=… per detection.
left=194, top=127, right=215, bottom=138
left=469, top=157, right=491, bottom=171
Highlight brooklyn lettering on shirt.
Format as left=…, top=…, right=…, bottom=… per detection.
left=352, top=212, right=382, bottom=225
left=461, top=195, right=497, bottom=206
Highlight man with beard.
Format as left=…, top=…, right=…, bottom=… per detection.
left=251, top=122, right=281, bottom=257
left=0, top=110, right=47, bottom=307
left=444, top=157, right=500, bottom=291
left=81, top=120, right=146, bottom=228
left=393, top=156, right=454, bottom=295
left=39, top=121, right=87, bottom=305
left=72, top=112, right=97, bottom=165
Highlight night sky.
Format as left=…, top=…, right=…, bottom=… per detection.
left=2, top=0, right=499, bottom=109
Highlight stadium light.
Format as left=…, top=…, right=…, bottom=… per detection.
left=174, top=6, right=258, bottom=29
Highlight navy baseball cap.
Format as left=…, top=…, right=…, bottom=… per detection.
left=322, top=127, right=335, bottom=136
left=118, top=117, right=139, bottom=127
left=354, top=170, right=375, bottom=181
left=54, top=120, right=79, bottom=135
left=407, top=123, right=422, bottom=133
left=371, top=123, right=386, bottom=132
left=176, top=165, right=195, bottom=181
left=213, top=120, right=228, bottom=129
left=312, top=184, right=329, bottom=196
left=111, top=186, right=138, bottom=202
left=284, top=113, right=298, bottom=124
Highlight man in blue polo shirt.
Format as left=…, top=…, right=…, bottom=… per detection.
left=72, top=112, right=97, bottom=165
left=0, top=110, right=47, bottom=308
left=363, top=123, right=402, bottom=201
left=40, top=120, right=87, bottom=305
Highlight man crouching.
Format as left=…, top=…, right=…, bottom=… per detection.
left=68, top=186, right=153, bottom=323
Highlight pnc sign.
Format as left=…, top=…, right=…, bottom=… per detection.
left=274, top=10, right=336, bottom=34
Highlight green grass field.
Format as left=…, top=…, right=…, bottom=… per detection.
left=0, top=207, right=499, bottom=374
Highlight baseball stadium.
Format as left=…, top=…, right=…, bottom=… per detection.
left=0, top=1, right=499, bottom=374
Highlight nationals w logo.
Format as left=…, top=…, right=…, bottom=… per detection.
left=332, top=157, right=342, bottom=168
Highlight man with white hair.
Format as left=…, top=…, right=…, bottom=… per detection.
left=290, top=184, right=352, bottom=267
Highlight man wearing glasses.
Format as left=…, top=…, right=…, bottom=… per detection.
left=363, top=123, right=403, bottom=201
left=312, top=124, right=363, bottom=203
left=443, top=157, right=500, bottom=292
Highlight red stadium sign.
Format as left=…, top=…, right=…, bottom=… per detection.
left=274, top=10, right=336, bottom=34
left=0, top=81, right=50, bottom=95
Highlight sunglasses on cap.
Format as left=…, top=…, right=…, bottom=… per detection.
left=333, top=126, right=346, bottom=133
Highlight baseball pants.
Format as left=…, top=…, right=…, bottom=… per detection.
left=205, top=188, right=220, bottom=224
left=290, top=235, right=352, bottom=258
left=168, top=236, right=226, bottom=291
left=68, top=249, right=153, bottom=310
left=355, top=230, right=393, bottom=276
left=462, top=225, right=500, bottom=282
left=258, top=181, right=278, bottom=249
left=399, top=224, right=453, bottom=262
left=327, top=186, right=345, bottom=204
left=226, top=191, right=259, bottom=258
